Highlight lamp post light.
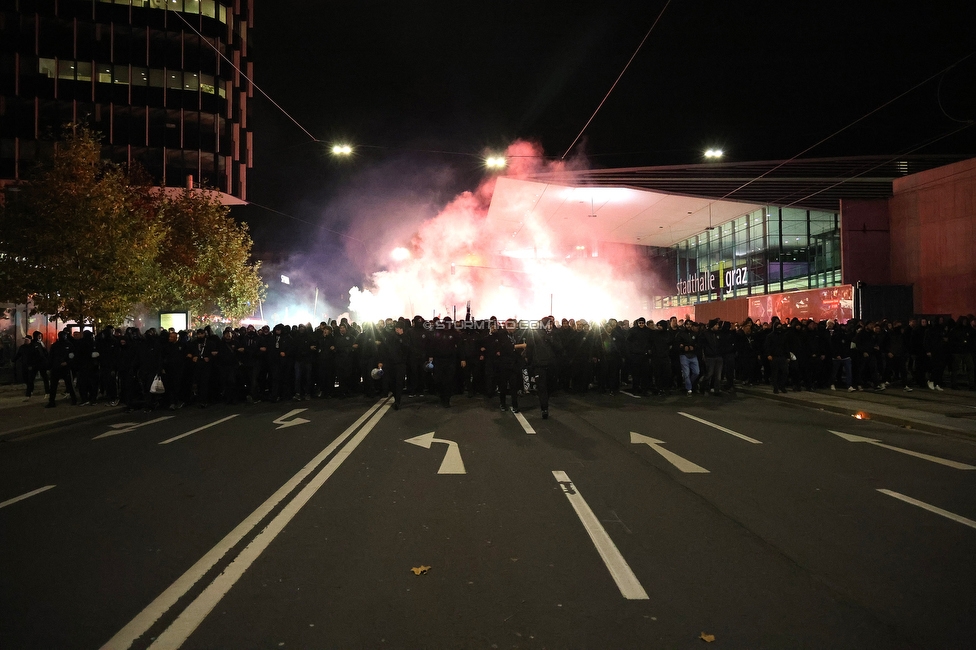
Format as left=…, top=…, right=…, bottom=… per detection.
left=485, top=155, right=507, bottom=169
left=704, top=148, right=724, bottom=159
left=331, top=144, right=353, bottom=156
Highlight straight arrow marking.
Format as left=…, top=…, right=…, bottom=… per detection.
left=630, top=432, right=710, bottom=473
left=159, top=415, right=240, bottom=445
left=551, top=471, right=648, bottom=600
left=829, top=431, right=976, bottom=470
left=0, top=485, right=56, bottom=510
left=274, top=409, right=310, bottom=430
left=93, top=416, right=174, bottom=440
left=877, top=489, right=976, bottom=530
left=404, top=432, right=466, bottom=474
left=678, top=412, right=762, bottom=444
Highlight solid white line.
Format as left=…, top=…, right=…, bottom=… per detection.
left=93, top=416, right=174, bottom=440
left=619, top=390, right=641, bottom=399
left=149, top=400, right=392, bottom=650
left=678, top=412, right=762, bottom=444
left=551, top=471, right=649, bottom=600
left=514, top=411, right=536, bottom=434
left=877, top=489, right=976, bottom=530
left=0, top=485, right=56, bottom=510
left=158, top=415, right=240, bottom=445
left=99, top=398, right=387, bottom=650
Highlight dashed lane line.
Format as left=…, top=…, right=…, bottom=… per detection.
left=678, top=411, right=762, bottom=444
left=158, top=415, right=240, bottom=445
left=877, top=489, right=976, bottom=530
left=0, top=485, right=56, bottom=510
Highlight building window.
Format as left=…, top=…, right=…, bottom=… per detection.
left=184, top=72, right=199, bottom=91
left=39, top=58, right=57, bottom=78
left=201, top=0, right=217, bottom=18
left=77, top=62, right=93, bottom=82
left=97, top=64, right=112, bottom=83
left=166, top=71, right=182, bottom=90
left=113, top=64, right=129, bottom=85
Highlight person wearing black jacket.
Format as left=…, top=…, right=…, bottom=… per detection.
left=46, top=329, right=77, bottom=408
left=95, top=327, right=119, bottom=405
left=701, top=319, right=725, bottom=395
left=526, top=317, right=561, bottom=418
left=382, top=319, right=411, bottom=409
left=215, top=327, right=240, bottom=404
left=496, top=318, right=527, bottom=412
left=15, top=332, right=49, bottom=400
left=187, top=328, right=217, bottom=406
left=735, top=321, right=761, bottom=386
left=674, top=322, right=700, bottom=396
left=75, top=330, right=98, bottom=405
left=428, top=317, right=461, bottom=407
left=313, top=323, right=337, bottom=399
left=649, top=321, right=673, bottom=394
left=764, top=319, right=790, bottom=394
left=627, top=318, right=652, bottom=395
left=139, top=329, right=163, bottom=410
left=160, top=330, right=185, bottom=409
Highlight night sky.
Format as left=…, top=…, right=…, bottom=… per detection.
left=234, top=1, right=976, bottom=309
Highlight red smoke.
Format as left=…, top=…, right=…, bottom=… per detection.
left=348, top=140, right=650, bottom=321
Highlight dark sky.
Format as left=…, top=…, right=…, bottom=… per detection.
left=234, top=1, right=976, bottom=306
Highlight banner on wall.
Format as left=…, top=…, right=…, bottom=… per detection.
left=748, top=285, right=853, bottom=323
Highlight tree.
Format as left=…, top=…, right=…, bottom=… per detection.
left=150, top=188, right=265, bottom=325
left=0, top=126, right=165, bottom=326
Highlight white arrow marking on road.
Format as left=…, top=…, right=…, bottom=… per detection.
left=273, top=409, right=310, bottom=430
left=158, top=415, right=240, bottom=445
left=877, top=489, right=976, bottom=530
left=552, top=471, right=649, bottom=600
left=678, top=412, right=762, bottom=444
left=630, top=432, right=710, bottom=473
left=93, top=416, right=174, bottom=440
left=829, top=430, right=976, bottom=470
left=514, top=411, right=536, bottom=434
left=404, top=431, right=466, bottom=474
left=0, top=485, right=56, bottom=510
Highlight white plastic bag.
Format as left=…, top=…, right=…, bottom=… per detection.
left=150, top=374, right=166, bottom=394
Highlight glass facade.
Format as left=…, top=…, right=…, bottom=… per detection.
left=658, top=206, right=841, bottom=307
left=0, top=0, right=252, bottom=200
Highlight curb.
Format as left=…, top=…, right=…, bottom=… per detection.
left=736, top=387, right=976, bottom=438
left=0, top=406, right=122, bottom=441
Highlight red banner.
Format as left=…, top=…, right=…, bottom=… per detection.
left=748, top=285, right=853, bottom=323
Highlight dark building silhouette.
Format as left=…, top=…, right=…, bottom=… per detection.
left=0, top=0, right=252, bottom=203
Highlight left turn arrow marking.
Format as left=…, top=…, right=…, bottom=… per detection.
left=404, top=431, right=466, bottom=474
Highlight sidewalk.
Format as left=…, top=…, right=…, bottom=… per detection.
left=0, top=382, right=121, bottom=440
left=737, top=383, right=976, bottom=437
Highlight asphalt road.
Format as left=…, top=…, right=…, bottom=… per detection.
left=2, top=390, right=976, bottom=649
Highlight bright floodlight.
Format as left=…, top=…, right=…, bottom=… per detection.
left=332, top=144, right=353, bottom=155
left=390, top=247, right=411, bottom=261
left=704, top=148, right=724, bottom=159
left=485, top=156, right=507, bottom=169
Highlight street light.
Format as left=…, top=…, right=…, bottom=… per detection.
left=704, top=148, right=724, bottom=159
left=331, top=144, right=353, bottom=155
left=485, top=155, right=507, bottom=169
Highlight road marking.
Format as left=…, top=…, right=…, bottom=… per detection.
left=147, top=399, right=392, bottom=650
left=273, top=409, right=310, bottom=430
left=514, top=412, right=536, bottom=434
left=630, top=432, right=710, bottom=473
left=551, top=471, right=649, bottom=600
left=678, top=412, right=762, bottom=444
left=158, top=415, right=240, bottom=445
left=100, top=398, right=388, bottom=650
left=828, top=430, right=976, bottom=470
left=877, top=489, right=976, bottom=530
left=404, top=432, right=466, bottom=474
left=0, top=485, right=56, bottom=510
left=93, top=416, right=174, bottom=440
left=619, top=390, right=641, bottom=399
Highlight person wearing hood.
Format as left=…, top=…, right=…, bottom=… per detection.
left=526, top=316, right=561, bottom=418
left=333, top=323, right=358, bottom=398
left=75, top=330, right=98, bottom=405
left=496, top=318, right=527, bottom=412
left=673, top=320, right=700, bottom=396
left=95, top=326, right=120, bottom=405
left=764, top=319, right=790, bottom=394
left=701, top=319, right=725, bottom=395
left=313, top=323, right=337, bottom=399
left=139, top=328, right=163, bottom=410
left=188, top=328, right=217, bottom=407
left=428, top=316, right=461, bottom=407
left=15, top=332, right=49, bottom=400
left=215, top=327, right=240, bottom=404
left=382, top=318, right=411, bottom=410
left=46, top=329, right=77, bottom=408
left=406, top=316, right=428, bottom=397
left=267, top=324, right=289, bottom=402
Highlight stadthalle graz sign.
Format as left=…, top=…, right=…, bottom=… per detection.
left=676, top=267, right=749, bottom=296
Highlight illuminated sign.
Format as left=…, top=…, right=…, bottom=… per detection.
left=677, top=267, right=748, bottom=296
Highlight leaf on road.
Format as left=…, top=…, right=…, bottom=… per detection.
left=700, top=632, right=716, bottom=642
left=411, top=565, right=431, bottom=575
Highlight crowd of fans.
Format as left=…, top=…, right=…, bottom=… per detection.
left=11, top=314, right=975, bottom=417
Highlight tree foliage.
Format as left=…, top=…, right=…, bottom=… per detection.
left=0, top=126, right=265, bottom=327
left=151, top=189, right=264, bottom=324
